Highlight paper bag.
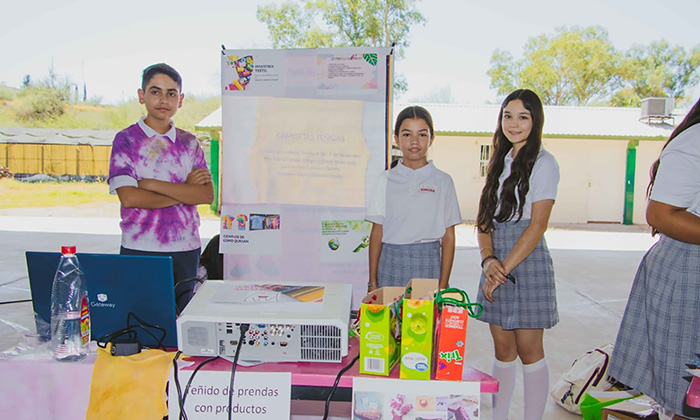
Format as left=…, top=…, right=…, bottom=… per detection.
left=359, top=286, right=404, bottom=376
left=399, top=278, right=438, bottom=380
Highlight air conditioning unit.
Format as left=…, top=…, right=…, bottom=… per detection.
left=641, top=97, right=675, bottom=120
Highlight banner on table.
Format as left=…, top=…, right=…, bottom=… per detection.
left=219, top=47, right=393, bottom=307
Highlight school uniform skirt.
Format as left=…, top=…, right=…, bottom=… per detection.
left=475, top=220, right=558, bottom=329
left=609, top=235, right=700, bottom=417
left=378, top=241, right=441, bottom=287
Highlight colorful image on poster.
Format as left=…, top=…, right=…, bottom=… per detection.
left=222, top=214, right=249, bottom=230
left=354, top=392, right=383, bottom=420
left=250, top=213, right=280, bottom=230
left=352, top=378, right=480, bottom=420
left=320, top=219, right=371, bottom=262
left=224, top=55, right=254, bottom=91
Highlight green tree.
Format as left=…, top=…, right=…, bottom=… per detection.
left=613, top=41, right=700, bottom=106
left=256, top=2, right=333, bottom=48
left=256, top=0, right=426, bottom=95
left=488, top=26, right=621, bottom=106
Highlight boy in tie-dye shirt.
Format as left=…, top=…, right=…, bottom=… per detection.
left=108, top=63, right=214, bottom=313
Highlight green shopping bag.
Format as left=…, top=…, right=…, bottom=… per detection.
left=580, top=390, right=640, bottom=420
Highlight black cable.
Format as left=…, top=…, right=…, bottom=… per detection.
left=322, top=354, right=359, bottom=420
left=174, top=276, right=204, bottom=314
left=0, top=299, right=32, bottom=305
left=96, top=312, right=167, bottom=350
left=174, top=276, right=203, bottom=291
left=178, top=355, right=221, bottom=420
left=170, top=351, right=187, bottom=420
left=228, top=323, right=250, bottom=420
left=127, top=312, right=167, bottom=349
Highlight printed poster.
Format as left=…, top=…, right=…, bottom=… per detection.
left=221, top=47, right=392, bottom=308
left=352, top=377, right=480, bottom=420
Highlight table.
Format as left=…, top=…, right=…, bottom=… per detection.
left=186, top=337, right=499, bottom=398
left=1, top=354, right=96, bottom=420
left=0, top=339, right=497, bottom=420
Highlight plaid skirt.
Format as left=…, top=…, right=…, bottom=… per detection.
left=378, top=241, right=441, bottom=287
left=475, top=220, right=558, bottom=329
left=609, top=235, right=700, bottom=417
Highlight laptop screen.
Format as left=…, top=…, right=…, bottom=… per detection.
left=25, top=252, right=178, bottom=348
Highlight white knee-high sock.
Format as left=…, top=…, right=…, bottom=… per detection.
left=523, top=358, right=549, bottom=420
left=492, top=358, right=517, bottom=420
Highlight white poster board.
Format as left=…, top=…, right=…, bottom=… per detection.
left=168, top=371, right=291, bottom=419
left=352, top=377, right=480, bottom=420
left=219, top=47, right=393, bottom=307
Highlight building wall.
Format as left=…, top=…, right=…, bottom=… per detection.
left=430, top=134, right=665, bottom=225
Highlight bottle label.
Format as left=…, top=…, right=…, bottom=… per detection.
left=80, top=294, right=90, bottom=346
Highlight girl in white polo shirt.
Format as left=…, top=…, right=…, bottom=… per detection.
left=475, top=89, right=560, bottom=420
left=610, top=97, right=700, bottom=420
left=366, top=106, right=463, bottom=291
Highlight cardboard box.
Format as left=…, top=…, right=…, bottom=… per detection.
left=600, top=396, right=659, bottom=420
left=433, top=303, right=469, bottom=381
left=359, top=286, right=404, bottom=376
left=399, top=278, right=438, bottom=380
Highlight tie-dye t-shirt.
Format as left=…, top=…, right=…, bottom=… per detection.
left=108, top=120, right=208, bottom=252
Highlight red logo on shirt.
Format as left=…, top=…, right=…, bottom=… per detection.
left=420, top=185, right=436, bottom=193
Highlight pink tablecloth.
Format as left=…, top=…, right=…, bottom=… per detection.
left=0, top=354, right=96, bottom=420
left=0, top=340, right=497, bottom=420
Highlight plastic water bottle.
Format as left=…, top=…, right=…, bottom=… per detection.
left=50, top=246, right=90, bottom=361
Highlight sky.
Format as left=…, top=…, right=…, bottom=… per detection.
left=2, top=0, right=699, bottom=107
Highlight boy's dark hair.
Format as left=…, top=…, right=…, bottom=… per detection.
left=141, top=63, right=182, bottom=91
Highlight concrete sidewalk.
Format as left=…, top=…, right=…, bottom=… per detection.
left=0, top=215, right=656, bottom=420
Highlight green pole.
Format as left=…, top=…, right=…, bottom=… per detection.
left=210, top=131, right=220, bottom=214
left=623, top=140, right=638, bottom=225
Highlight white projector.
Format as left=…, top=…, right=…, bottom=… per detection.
left=177, top=280, right=352, bottom=363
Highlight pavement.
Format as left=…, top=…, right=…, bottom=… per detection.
left=0, top=210, right=659, bottom=420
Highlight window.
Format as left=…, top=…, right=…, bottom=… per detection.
left=479, top=144, right=491, bottom=177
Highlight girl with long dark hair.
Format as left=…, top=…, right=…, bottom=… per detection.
left=476, top=89, right=560, bottom=420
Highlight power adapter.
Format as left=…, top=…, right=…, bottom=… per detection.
left=110, top=342, right=142, bottom=356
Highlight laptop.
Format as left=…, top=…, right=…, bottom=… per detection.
left=26, top=252, right=178, bottom=348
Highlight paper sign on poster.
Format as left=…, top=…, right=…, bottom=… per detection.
left=220, top=206, right=281, bottom=255
left=168, top=371, right=291, bottom=419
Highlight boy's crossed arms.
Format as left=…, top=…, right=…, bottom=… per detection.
left=117, top=168, right=213, bottom=209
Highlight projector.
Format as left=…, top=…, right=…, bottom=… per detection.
left=177, top=280, right=352, bottom=363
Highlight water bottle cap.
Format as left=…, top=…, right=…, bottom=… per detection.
left=61, top=246, right=77, bottom=255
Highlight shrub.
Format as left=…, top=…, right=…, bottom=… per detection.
left=15, top=87, right=66, bottom=123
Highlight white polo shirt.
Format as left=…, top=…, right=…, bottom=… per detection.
left=651, top=123, right=700, bottom=217
left=366, top=160, right=463, bottom=244
left=496, top=147, right=560, bottom=220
